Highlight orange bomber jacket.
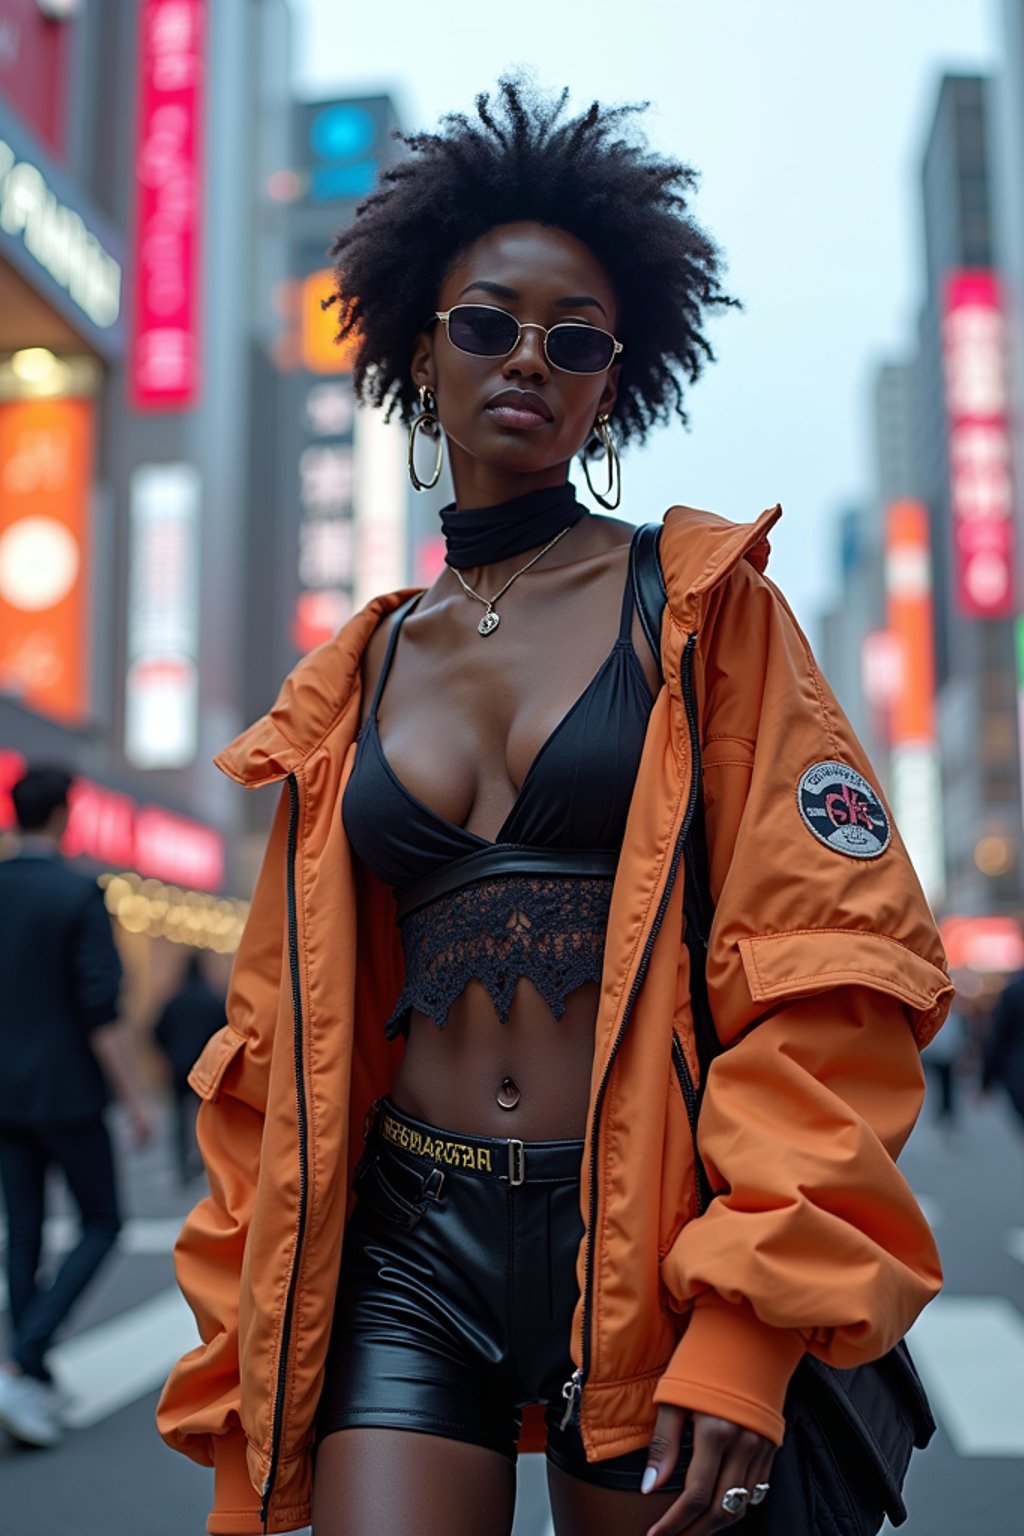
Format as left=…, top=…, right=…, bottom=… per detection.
left=156, top=503, right=952, bottom=1535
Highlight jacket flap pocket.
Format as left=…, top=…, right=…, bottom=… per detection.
left=738, top=929, right=952, bottom=1043
left=188, top=1025, right=248, bottom=1101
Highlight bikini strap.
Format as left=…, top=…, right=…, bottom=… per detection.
left=367, top=593, right=422, bottom=720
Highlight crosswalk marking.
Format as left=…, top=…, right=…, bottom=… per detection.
left=51, top=1286, right=198, bottom=1429
left=909, top=1295, right=1024, bottom=1457
left=43, top=1290, right=1024, bottom=1457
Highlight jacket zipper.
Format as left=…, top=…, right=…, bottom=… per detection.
left=260, top=774, right=312, bottom=1530
left=671, top=1034, right=711, bottom=1218
left=561, top=632, right=701, bottom=1432
left=676, top=729, right=717, bottom=1218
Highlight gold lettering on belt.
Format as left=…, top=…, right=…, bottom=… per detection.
left=380, top=1114, right=493, bottom=1174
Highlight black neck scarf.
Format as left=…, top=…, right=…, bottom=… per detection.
left=441, top=483, right=588, bottom=570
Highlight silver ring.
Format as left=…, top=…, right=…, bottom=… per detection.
left=750, top=1482, right=770, bottom=1505
left=721, top=1487, right=750, bottom=1515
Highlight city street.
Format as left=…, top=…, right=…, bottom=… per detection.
left=3, top=4, right=1023, bottom=1536
left=1, top=1080, right=1022, bottom=1536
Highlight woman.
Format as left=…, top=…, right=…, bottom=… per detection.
left=158, top=82, right=951, bottom=1536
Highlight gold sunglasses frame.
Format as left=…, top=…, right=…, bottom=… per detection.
left=434, top=303, right=623, bottom=375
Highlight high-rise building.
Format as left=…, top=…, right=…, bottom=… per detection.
left=245, top=92, right=411, bottom=722
left=992, top=0, right=1024, bottom=894
left=875, top=362, right=920, bottom=509
left=819, top=504, right=886, bottom=767
left=818, top=365, right=922, bottom=795
left=0, top=2, right=294, bottom=1006
left=917, top=75, right=1020, bottom=913
left=990, top=1, right=1024, bottom=552
left=821, top=71, right=1019, bottom=914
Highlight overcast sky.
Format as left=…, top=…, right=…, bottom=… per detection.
left=291, top=0, right=997, bottom=630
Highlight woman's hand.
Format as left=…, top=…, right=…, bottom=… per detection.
left=642, top=1404, right=776, bottom=1535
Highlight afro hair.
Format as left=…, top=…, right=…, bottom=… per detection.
left=327, top=77, right=737, bottom=447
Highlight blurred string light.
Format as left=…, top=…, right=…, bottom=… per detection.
left=11, top=347, right=60, bottom=383
left=973, top=834, right=1014, bottom=878
left=99, top=871, right=249, bottom=952
left=0, top=351, right=101, bottom=400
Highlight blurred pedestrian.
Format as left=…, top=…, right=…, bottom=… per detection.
left=0, top=765, right=152, bottom=1449
left=922, top=1002, right=967, bottom=1143
left=153, top=952, right=226, bottom=1185
left=983, top=967, right=1024, bottom=1137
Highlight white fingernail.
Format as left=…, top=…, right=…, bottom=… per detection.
left=641, top=1466, right=658, bottom=1494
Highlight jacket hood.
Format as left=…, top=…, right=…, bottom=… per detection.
left=216, top=504, right=782, bottom=789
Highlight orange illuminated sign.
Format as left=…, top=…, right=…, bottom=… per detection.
left=301, top=269, right=360, bottom=374
left=885, top=500, right=935, bottom=745
left=0, top=397, right=93, bottom=723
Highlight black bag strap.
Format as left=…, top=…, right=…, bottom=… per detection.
left=632, top=524, right=719, bottom=1087
left=631, top=523, right=668, bottom=666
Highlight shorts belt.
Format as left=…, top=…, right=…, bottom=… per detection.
left=370, top=1100, right=583, bottom=1186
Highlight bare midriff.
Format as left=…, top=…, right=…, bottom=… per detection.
left=358, top=520, right=660, bottom=1144
left=393, top=979, right=601, bottom=1140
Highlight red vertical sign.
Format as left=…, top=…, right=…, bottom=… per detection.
left=942, top=271, right=1015, bottom=618
left=128, top=0, right=206, bottom=411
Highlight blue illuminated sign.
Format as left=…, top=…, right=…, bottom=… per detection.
left=311, top=162, right=378, bottom=201
left=309, top=105, right=376, bottom=163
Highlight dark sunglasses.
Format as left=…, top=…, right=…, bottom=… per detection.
left=434, top=303, right=623, bottom=375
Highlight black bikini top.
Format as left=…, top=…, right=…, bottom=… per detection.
left=342, top=525, right=658, bottom=898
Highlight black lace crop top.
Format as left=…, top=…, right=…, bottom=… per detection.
left=343, top=526, right=658, bottom=1036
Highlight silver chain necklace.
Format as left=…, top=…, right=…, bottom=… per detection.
left=451, top=523, right=574, bottom=636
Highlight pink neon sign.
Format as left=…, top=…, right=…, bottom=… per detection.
left=128, top=0, right=206, bottom=410
left=942, top=271, right=1015, bottom=619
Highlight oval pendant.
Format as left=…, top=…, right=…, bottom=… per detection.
left=478, top=610, right=500, bottom=637
left=496, top=1076, right=520, bottom=1110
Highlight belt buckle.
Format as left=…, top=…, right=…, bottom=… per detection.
left=507, top=1139, right=525, bottom=1187
left=423, top=1166, right=445, bottom=1201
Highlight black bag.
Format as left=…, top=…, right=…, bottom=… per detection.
left=632, top=524, right=936, bottom=1534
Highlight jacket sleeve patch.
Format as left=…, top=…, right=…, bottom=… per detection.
left=796, top=760, right=891, bottom=859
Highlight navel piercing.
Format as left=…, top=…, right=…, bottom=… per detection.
left=496, top=1076, right=521, bottom=1110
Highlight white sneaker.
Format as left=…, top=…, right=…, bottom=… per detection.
left=36, top=1376, right=76, bottom=1425
left=0, top=1368, right=63, bottom=1447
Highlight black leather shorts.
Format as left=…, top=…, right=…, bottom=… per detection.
left=316, top=1101, right=690, bottom=1491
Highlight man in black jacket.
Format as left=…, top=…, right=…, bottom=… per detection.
left=0, top=766, right=152, bottom=1448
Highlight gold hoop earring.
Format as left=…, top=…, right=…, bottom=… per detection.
left=582, top=413, right=621, bottom=510
left=408, top=385, right=443, bottom=491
